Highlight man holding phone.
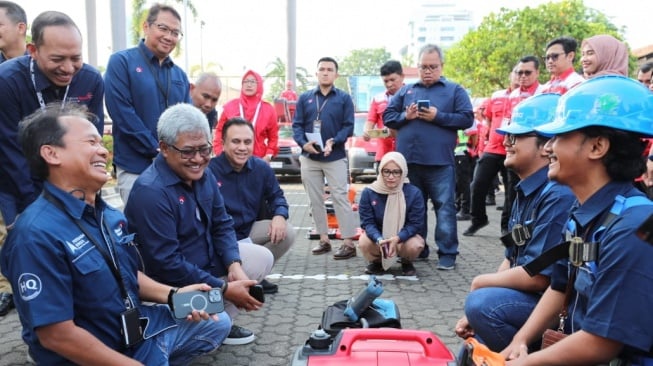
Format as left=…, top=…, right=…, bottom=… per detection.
left=383, top=44, right=474, bottom=270
left=125, top=104, right=274, bottom=346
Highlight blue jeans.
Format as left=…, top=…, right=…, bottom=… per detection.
left=407, top=164, right=458, bottom=258
left=464, top=287, right=540, bottom=352
left=134, top=311, right=231, bottom=365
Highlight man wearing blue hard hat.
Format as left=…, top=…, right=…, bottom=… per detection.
left=455, top=93, right=575, bottom=352
left=502, top=75, right=653, bottom=366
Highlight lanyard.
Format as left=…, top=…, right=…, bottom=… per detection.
left=315, top=93, right=330, bottom=120
left=30, top=58, right=69, bottom=110
left=43, top=190, right=134, bottom=309
left=138, top=47, right=171, bottom=108
left=239, top=101, right=262, bottom=128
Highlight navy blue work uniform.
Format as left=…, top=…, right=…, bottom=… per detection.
left=0, top=183, right=175, bottom=364
left=124, top=155, right=240, bottom=289
left=358, top=183, right=426, bottom=244
left=207, top=154, right=289, bottom=240
left=104, top=40, right=191, bottom=175
left=0, top=56, right=104, bottom=225
left=550, top=182, right=653, bottom=363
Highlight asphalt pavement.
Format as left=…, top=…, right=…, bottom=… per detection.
left=0, top=177, right=506, bottom=365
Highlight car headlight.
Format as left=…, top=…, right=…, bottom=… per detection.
left=348, top=147, right=366, bottom=158
left=291, top=146, right=302, bottom=154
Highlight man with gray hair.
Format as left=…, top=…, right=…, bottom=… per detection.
left=125, top=103, right=273, bottom=346
left=190, top=72, right=222, bottom=130
left=383, top=44, right=474, bottom=270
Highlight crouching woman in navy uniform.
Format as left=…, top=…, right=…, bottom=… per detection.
left=358, top=152, right=425, bottom=276
left=501, top=75, right=653, bottom=365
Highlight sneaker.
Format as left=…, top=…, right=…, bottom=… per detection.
left=400, top=260, right=417, bottom=276
left=365, top=261, right=384, bottom=274
left=437, top=256, right=456, bottom=270
left=259, top=279, right=278, bottom=294
left=485, top=196, right=496, bottom=206
left=223, top=325, right=255, bottom=345
left=456, top=212, right=472, bottom=221
left=462, top=220, right=489, bottom=236
left=417, top=245, right=430, bottom=259
left=333, top=245, right=356, bottom=260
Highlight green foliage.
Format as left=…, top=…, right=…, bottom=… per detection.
left=102, top=134, right=114, bottom=172
left=444, top=0, right=627, bottom=96
left=264, top=57, right=310, bottom=101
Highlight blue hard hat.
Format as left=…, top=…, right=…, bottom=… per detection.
left=496, top=93, right=560, bottom=136
left=535, top=75, right=653, bottom=137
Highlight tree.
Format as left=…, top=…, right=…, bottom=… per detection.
left=264, top=57, right=310, bottom=101
left=336, top=48, right=392, bottom=92
left=444, top=0, right=627, bottom=96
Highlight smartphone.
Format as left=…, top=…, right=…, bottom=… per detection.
left=417, top=100, right=430, bottom=110
left=172, top=288, right=224, bottom=319
left=249, top=284, right=265, bottom=303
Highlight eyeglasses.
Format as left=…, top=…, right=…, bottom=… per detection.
left=168, top=144, right=212, bottom=159
left=418, top=64, right=441, bottom=72
left=545, top=52, right=564, bottom=61
left=381, top=169, right=402, bottom=177
left=242, top=79, right=258, bottom=85
left=507, top=133, right=538, bottom=146
left=516, top=70, right=533, bottom=76
left=152, top=22, right=183, bottom=39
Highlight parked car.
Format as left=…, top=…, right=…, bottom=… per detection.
left=347, top=113, right=380, bottom=182
left=271, top=122, right=301, bottom=175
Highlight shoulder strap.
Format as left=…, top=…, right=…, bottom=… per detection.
left=523, top=195, right=653, bottom=276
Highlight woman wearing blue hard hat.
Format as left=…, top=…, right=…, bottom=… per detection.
left=502, top=75, right=653, bottom=365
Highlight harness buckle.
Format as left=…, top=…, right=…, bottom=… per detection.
left=511, top=224, right=531, bottom=247
left=568, top=237, right=598, bottom=267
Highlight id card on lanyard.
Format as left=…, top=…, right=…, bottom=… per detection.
left=30, top=58, right=69, bottom=110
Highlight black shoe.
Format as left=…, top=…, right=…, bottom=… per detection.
left=456, top=212, right=471, bottom=221
left=400, top=260, right=416, bottom=276
left=485, top=196, right=496, bottom=206
left=496, top=205, right=504, bottom=211
left=259, top=279, right=278, bottom=294
left=364, top=261, right=384, bottom=274
left=223, top=325, right=255, bottom=345
left=0, top=292, right=14, bottom=316
left=462, top=221, right=489, bottom=236
left=417, top=245, right=430, bottom=259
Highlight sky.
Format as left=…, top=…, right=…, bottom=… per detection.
left=19, top=0, right=653, bottom=77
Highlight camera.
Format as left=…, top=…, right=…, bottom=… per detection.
left=417, top=100, right=430, bottom=110
left=172, top=288, right=224, bottom=319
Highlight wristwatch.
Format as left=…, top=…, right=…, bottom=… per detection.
left=167, top=287, right=178, bottom=308
left=376, top=237, right=383, bottom=246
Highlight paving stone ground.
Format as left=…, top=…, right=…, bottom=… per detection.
left=0, top=177, right=506, bottom=365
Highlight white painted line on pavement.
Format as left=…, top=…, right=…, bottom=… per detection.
left=266, top=273, right=419, bottom=281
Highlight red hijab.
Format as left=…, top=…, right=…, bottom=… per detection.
left=240, top=70, right=264, bottom=122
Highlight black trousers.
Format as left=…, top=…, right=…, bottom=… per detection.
left=455, top=153, right=476, bottom=214
left=469, top=153, right=519, bottom=231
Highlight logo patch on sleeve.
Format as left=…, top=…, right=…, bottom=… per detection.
left=18, top=273, right=42, bottom=301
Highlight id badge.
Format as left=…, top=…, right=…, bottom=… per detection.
left=120, top=307, right=144, bottom=348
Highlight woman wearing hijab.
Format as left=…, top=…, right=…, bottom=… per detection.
left=580, top=34, right=628, bottom=79
left=358, top=152, right=425, bottom=276
left=213, top=70, right=279, bottom=160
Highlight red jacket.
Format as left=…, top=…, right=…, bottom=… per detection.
left=213, top=70, right=279, bottom=157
